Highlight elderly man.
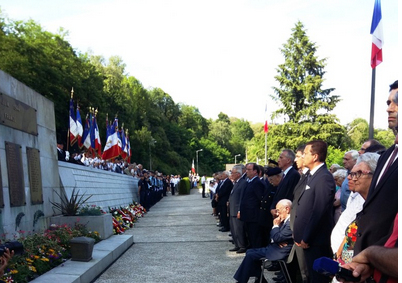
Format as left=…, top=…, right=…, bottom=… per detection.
left=228, top=165, right=248, bottom=253
left=215, top=171, right=233, bottom=232
left=234, top=199, right=294, bottom=283
left=340, top=150, right=359, bottom=211
left=270, top=149, right=300, bottom=217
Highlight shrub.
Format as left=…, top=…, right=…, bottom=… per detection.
left=178, top=178, right=190, bottom=194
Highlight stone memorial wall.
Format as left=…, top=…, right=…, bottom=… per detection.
left=0, top=70, right=139, bottom=238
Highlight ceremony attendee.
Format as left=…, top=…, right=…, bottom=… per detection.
left=339, top=214, right=398, bottom=283
left=332, top=169, right=347, bottom=224
left=228, top=165, right=248, bottom=253
left=201, top=174, right=206, bottom=198
left=215, top=171, right=233, bottom=232
left=233, top=199, right=294, bottom=283
left=270, top=149, right=299, bottom=217
left=289, top=144, right=309, bottom=283
left=57, top=140, right=69, bottom=161
left=334, top=153, right=379, bottom=266
left=340, top=150, right=358, bottom=212
left=293, top=140, right=335, bottom=283
left=358, top=139, right=381, bottom=155
left=354, top=80, right=398, bottom=255
left=259, top=167, right=281, bottom=247
left=239, top=163, right=265, bottom=249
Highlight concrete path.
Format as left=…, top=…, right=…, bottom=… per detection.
left=92, top=188, right=273, bottom=283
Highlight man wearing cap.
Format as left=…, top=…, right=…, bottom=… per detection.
left=259, top=167, right=282, bottom=246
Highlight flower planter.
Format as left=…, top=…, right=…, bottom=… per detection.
left=50, top=213, right=113, bottom=239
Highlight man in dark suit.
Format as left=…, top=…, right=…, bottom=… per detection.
left=354, top=80, right=398, bottom=255
left=239, top=163, right=265, bottom=249
left=293, top=140, right=335, bottom=283
left=259, top=167, right=281, bottom=247
left=234, top=199, right=294, bottom=283
left=289, top=144, right=309, bottom=283
left=228, top=164, right=248, bottom=253
left=270, top=149, right=300, bottom=218
left=215, top=171, right=233, bottom=232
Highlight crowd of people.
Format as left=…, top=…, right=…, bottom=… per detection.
left=207, top=80, right=397, bottom=283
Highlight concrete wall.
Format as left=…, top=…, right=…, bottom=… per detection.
left=0, top=69, right=59, bottom=236
left=58, top=161, right=139, bottom=209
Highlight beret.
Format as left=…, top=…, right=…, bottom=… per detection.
left=266, top=167, right=282, bottom=176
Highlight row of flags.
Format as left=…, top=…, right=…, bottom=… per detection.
left=68, top=91, right=131, bottom=162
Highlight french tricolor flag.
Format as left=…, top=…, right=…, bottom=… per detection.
left=370, top=0, right=383, bottom=69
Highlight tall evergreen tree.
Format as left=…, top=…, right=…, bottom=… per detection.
left=272, top=21, right=340, bottom=124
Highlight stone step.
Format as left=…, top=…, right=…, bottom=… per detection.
left=29, top=234, right=133, bottom=283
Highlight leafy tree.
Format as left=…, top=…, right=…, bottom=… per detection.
left=271, top=21, right=340, bottom=124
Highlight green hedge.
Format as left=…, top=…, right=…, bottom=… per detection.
left=179, top=178, right=191, bottom=194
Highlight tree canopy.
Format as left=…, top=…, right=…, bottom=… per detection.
left=0, top=11, right=393, bottom=175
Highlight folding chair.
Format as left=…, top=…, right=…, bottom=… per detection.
left=260, top=257, right=292, bottom=283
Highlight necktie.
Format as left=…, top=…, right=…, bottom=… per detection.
left=377, top=145, right=398, bottom=185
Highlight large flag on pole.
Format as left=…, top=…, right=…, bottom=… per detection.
left=76, top=105, right=83, bottom=148
left=120, top=127, right=128, bottom=160
left=264, top=103, right=269, bottom=133
left=94, top=115, right=102, bottom=157
left=126, top=129, right=131, bottom=163
left=370, top=0, right=383, bottom=68
left=102, top=120, right=122, bottom=161
left=69, top=98, right=78, bottom=146
left=191, top=159, right=195, bottom=173
left=81, top=114, right=92, bottom=150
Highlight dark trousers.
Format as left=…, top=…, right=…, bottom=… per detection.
left=230, top=216, right=247, bottom=249
left=218, top=204, right=229, bottom=230
left=304, top=245, right=332, bottom=283
left=201, top=183, right=206, bottom=197
left=244, top=222, right=263, bottom=248
left=233, top=248, right=266, bottom=283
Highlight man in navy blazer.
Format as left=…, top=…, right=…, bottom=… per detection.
left=234, top=199, right=294, bottom=283
left=293, top=140, right=335, bottom=283
left=216, top=171, right=233, bottom=232
left=270, top=149, right=300, bottom=217
left=354, top=80, right=398, bottom=255
left=239, top=163, right=265, bottom=248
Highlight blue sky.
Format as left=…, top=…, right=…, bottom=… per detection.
left=0, top=0, right=398, bottom=130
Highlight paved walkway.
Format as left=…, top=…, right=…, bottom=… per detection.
left=92, top=188, right=273, bottom=283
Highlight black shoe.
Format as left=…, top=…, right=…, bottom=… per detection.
left=228, top=233, right=232, bottom=237
left=266, top=263, right=280, bottom=271
left=229, top=247, right=240, bottom=252
left=220, top=228, right=230, bottom=232
left=236, top=248, right=247, bottom=254
left=229, top=239, right=234, bottom=243
left=272, top=275, right=285, bottom=282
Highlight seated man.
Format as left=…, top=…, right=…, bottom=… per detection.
left=234, top=199, right=294, bottom=283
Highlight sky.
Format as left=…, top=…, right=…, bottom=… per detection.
left=0, top=0, right=398, bottom=130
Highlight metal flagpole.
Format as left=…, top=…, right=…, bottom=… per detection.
left=369, top=68, right=376, bottom=139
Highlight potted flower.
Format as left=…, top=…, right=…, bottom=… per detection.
left=49, top=188, right=113, bottom=239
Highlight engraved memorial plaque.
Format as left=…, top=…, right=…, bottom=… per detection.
left=5, top=142, right=26, bottom=206
left=0, top=153, right=4, bottom=208
left=0, top=92, right=38, bottom=136
left=26, top=147, right=43, bottom=204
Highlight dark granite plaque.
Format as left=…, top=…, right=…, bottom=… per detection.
left=5, top=142, right=26, bottom=206
left=0, top=92, right=38, bottom=136
left=0, top=153, right=4, bottom=208
left=26, top=147, right=43, bottom=204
